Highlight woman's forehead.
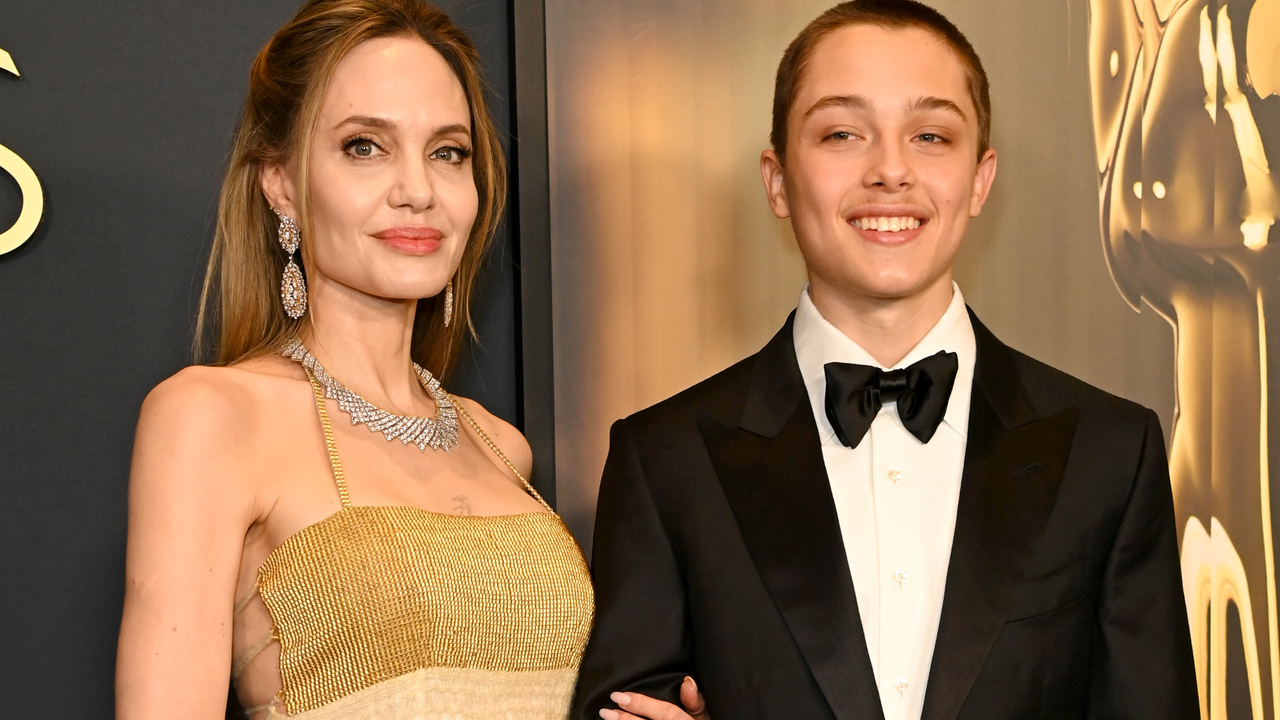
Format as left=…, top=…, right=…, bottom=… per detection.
left=321, top=36, right=469, bottom=129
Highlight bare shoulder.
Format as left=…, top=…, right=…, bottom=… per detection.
left=139, top=366, right=254, bottom=443
left=134, top=357, right=309, bottom=487
left=453, top=396, right=534, bottom=480
left=140, top=358, right=299, bottom=437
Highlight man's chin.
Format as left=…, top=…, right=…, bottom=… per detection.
left=819, top=274, right=946, bottom=304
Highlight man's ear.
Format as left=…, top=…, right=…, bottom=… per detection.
left=969, top=148, right=998, bottom=217
left=760, top=149, right=791, bottom=219
left=260, top=163, right=300, bottom=219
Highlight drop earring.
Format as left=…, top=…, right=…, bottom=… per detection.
left=273, top=209, right=307, bottom=319
left=443, top=280, right=454, bottom=327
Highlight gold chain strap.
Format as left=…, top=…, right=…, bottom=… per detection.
left=305, top=368, right=352, bottom=508
left=450, top=395, right=553, bottom=514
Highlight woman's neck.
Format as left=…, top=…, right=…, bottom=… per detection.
left=297, top=272, right=430, bottom=415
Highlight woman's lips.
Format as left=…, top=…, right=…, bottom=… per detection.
left=372, top=227, right=443, bottom=255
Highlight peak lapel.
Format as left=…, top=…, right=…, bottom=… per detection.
left=700, top=316, right=884, bottom=720
left=921, top=312, right=1080, bottom=720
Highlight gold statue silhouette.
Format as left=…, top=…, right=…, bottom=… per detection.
left=1089, top=0, right=1280, bottom=716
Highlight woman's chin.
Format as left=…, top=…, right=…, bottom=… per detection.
left=327, top=280, right=449, bottom=305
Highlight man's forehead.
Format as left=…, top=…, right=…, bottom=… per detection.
left=795, top=23, right=972, bottom=112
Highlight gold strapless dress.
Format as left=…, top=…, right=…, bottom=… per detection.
left=233, top=372, right=594, bottom=719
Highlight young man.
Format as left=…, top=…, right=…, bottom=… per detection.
left=572, top=1, right=1198, bottom=719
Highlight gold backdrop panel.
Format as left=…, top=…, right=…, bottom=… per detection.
left=1089, top=0, right=1280, bottom=716
left=546, top=0, right=813, bottom=548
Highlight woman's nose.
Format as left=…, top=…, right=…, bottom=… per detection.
left=389, top=155, right=435, bottom=211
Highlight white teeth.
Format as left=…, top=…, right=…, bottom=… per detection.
left=854, top=216, right=920, bottom=232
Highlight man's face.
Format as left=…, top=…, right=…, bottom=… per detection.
left=762, top=24, right=997, bottom=304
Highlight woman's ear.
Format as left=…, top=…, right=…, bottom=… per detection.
left=260, top=163, right=299, bottom=218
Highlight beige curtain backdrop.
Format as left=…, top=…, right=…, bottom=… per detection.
left=545, top=0, right=1175, bottom=555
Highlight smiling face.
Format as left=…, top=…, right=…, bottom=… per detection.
left=264, top=34, right=477, bottom=303
left=762, top=23, right=997, bottom=306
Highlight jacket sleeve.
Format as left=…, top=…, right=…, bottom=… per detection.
left=571, top=418, right=691, bottom=719
left=1087, top=409, right=1199, bottom=718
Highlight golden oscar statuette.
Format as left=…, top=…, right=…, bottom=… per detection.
left=1089, top=0, right=1280, bottom=717
left=0, top=47, right=44, bottom=256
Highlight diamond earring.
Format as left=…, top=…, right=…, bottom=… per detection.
left=273, top=209, right=307, bottom=319
left=443, top=280, right=454, bottom=327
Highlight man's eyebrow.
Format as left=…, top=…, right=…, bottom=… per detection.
left=907, top=96, right=967, bottom=122
left=801, top=94, right=968, bottom=124
left=804, top=94, right=871, bottom=117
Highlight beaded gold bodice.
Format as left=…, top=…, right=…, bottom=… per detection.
left=242, top=371, right=594, bottom=716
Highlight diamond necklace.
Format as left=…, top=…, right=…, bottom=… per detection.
left=282, top=337, right=460, bottom=452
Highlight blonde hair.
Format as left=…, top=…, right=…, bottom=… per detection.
left=196, top=0, right=506, bottom=379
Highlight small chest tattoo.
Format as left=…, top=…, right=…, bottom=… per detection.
left=452, top=495, right=473, bottom=516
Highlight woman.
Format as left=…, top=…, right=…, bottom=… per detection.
left=115, top=2, right=708, bottom=718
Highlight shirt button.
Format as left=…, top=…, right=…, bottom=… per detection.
left=894, top=569, right=908, bottom=584
left=894, top=678, right=909, bottom=693
left=888, top=468, right=902, bottom=482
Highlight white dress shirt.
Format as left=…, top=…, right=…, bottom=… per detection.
left=792, top=283, right=976, bottom=720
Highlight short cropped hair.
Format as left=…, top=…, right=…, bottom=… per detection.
left=770, top=0, right=991, bottom=163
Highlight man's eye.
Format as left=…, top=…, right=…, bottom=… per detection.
left=918, top=133, right=946, bottom=143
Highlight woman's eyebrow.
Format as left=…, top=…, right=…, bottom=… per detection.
left=334, top=115, right=395, bottom=130
left=333, top=117, right=470, bottom=141
left=430, top=123, right=471, bottom=140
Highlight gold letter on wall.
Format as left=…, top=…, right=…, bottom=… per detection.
left=0, top=48, right=44, bottom=256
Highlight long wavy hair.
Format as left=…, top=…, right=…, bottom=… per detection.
left=195, top=0, right=506, bottom=379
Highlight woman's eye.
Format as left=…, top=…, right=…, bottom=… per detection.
left=828, top=131, right=852, bottom=142
left=432, top=146, right=470, bottom=163
left=343, top=138, right=382, bottom=158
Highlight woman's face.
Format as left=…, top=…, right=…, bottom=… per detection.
left=265, top=35, right=477, bottom=303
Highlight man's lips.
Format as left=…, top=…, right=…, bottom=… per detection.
left=850, top=215, right=923, bottom=232
left=847, top=208, right=928, bottom=243
left=372, top=227, right=443, bottom=255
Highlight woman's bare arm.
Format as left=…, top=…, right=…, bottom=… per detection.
left=116, top=368, right=261, bottom=720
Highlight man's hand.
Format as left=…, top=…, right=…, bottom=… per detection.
left=599, top=676, right=709, bottom=720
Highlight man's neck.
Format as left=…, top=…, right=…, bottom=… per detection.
left=808, top=273, right=956, bottom=368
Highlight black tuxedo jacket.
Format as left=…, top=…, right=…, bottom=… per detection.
left=572, top=311, right=1198, bottom=720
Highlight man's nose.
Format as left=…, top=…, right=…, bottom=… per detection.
left=863, top=138, right=913, bottom=191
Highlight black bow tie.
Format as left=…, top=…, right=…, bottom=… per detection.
left=823, top=351, right=959, bottom=449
